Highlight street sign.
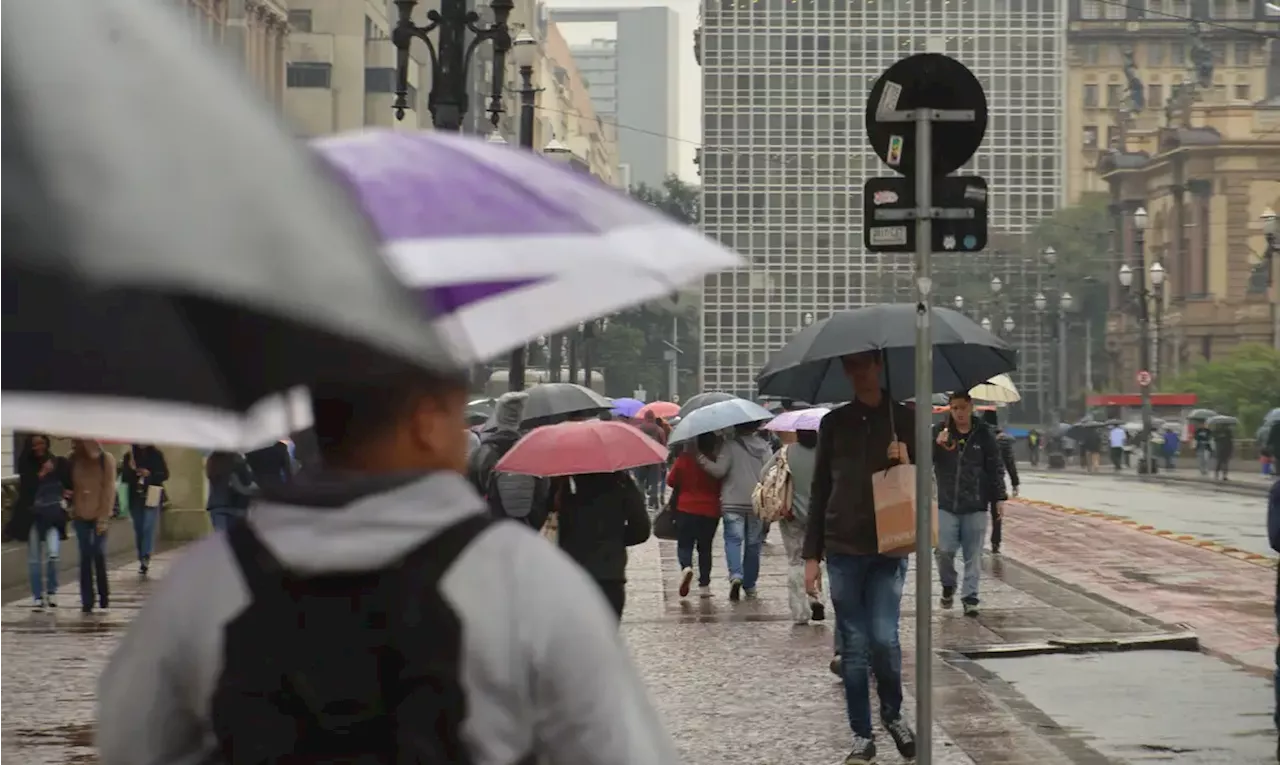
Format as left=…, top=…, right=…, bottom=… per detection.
left=1137, top=370, right=1152, bottom=387
left=865, top=53, right=989, bottom=179
left=862, top=176, right=989, bottom=253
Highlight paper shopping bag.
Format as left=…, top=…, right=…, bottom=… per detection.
left=872, top=464, right=937, bottom=555
left=145, top=484, right=164, bottom=508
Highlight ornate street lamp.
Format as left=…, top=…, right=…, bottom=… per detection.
left=513, top=29, right=538, bottom=151
left=990, top=276, right=1002, bottom=295
left=980, top=317, right=992, bottom=332
left=485, top=131, right=508, bottom=144
left=1121, top=206, right=1161, bottom=472
left=392, top=0, right=514, bottom=130
left=953, top=295, right=964, bottom=311
left=1042, top=245, right=1056, bottom=267
left=1003, top=316, right=1015, bottom=334
left=802, top=311, right=815, bottom=327
left=1034, top=292, right=1048, bottom=312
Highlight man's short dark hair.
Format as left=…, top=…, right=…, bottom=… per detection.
left=310, top=367, right=468, bottom=464
left=796, top=429, right=819, bottom=449
left=947, top=391, right=973, bottom=404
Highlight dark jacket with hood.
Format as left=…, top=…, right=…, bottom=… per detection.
left=466, top=392, right=550, bottom=529
left=803, top=397, right=916, bottom=560
left=5, top=436, right=71, bottom=542
left=933, top=418, right=1006, bottom=514
left=121, top=445, right=170, bottom=510
left=554, top=472, right=651, bottom=583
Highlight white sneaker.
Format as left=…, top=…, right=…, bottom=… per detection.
left=678, top=567, right=694, bottom=598
left=32, top=598, right=45, bottom=610
left=698, top=585, right=713, bottom=598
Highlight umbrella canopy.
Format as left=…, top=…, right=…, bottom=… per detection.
left=678, top=391, right=738, bottom=419
left=756, top=305, right=1017, bottom=402
left=765, top=407, right=830, bottom=432
left=312, top=131, right=741, bottom=364
left=1066, top=420, right=1107, bottom=441
left=609, top=397, right=645, bottom=418
left=635, top=401, right=680, bottom=420
left=493, top=420, right=666, bottom=477
left=668, top=399, right=775, bottom=445
left=521, top=383, right=613, bottom=426
left=1, top=0, right=458, bottom=450
left=1206, top=414, right=1238, bottom=429
left=969, top=374, right=1021, bottom=404
left=1186, top=408, right=1218, bottom=422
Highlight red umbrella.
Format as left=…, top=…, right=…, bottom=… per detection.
left=635, top=401, right=679, bottom=419
left=494, top=420, right=667, bottom=477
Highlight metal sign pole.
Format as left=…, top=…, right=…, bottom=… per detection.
left=912, top=108, right=935, bottom=765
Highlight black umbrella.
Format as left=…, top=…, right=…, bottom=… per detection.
left=520, top=384, right=613, bottom=426
left=1066, top=420, right=1106, bottom=441
left=2, top=0, right=458, bottom=449
left=756, top=305, right=1017, bottom=403
left=678, top=391, right=737, bottom=419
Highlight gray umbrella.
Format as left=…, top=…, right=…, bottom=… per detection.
left=1205, top=415, right=1238, bottom=429
left=668, top=399, right=775, bottom=445
left=678, top=391, right=737, bottom=419
left=521, top=384, right=613, bottom=426
left=2, top=0, right=458, bottom=449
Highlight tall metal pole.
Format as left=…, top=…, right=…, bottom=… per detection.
left=912, top=109, right=935, bottom=765
left=668, top=315, right=680, bottom=401
left=1056, top=310, right=1068, bottom=416
left=1137, top=229, right=1153, bottom=472
left=506, top=64, right=536, bottom=392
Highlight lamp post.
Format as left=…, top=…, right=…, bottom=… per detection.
left=1263, top=207, right=1278, bottom=350
left=1039, top=244, right=1069, bottom=420
left=504, top=30, right=539, bottom=392
left=542, top=139, right=577, bottom=383
left=1034, top=290, right=1048, bottom=422
left=581, top=317, right=609, bottom=391
left=1119, top=206, right=1164, bottom=473
left=391, top=0, right=514, bottom=130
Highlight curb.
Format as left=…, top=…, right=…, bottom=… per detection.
left=1018, top=498, right=1277, bottom=569
left=1024, top=468, right=1272, bottom=498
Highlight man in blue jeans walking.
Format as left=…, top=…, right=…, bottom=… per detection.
left=803, top=351, right=917, bottom=765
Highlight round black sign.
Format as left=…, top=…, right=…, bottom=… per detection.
left=864, top=53, right=989, bottom=178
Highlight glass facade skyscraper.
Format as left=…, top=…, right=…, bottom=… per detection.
left=699, top=0, right=1065, bottom=398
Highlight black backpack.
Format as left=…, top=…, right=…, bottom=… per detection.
left=210, top=514, right=491, bottom=765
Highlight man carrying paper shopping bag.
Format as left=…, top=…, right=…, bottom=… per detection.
left=933, top=392, right=1005, bottom=617
left=803, top=351, right=917, bottom=765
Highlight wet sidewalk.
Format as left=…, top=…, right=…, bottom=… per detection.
left=620, top=525, right=1188, bottom=765
left=1000, top=499, right=1277, bottom=674
left=1023, top=463, right=1274, bottom=496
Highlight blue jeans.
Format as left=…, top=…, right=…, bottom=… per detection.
left=73, top=519, right=110, bottom=609
left=722, top=510, right=762, bottom=589
left=935, top=508, right=988, bottom=603
left=827, top=553, right=908, bottom=738
left=28, top=526, right=60, bottom=600
left=208, top=507, right=247, bottom=534
left=130, top=505, right=159, bottom=562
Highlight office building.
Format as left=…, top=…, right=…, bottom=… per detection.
left=699, top=0, right=1066, bottom=397
left=547, top=5, right=679, bottom=188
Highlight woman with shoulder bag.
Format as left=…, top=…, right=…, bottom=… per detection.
left=667, top=433, right=723, bottom=599
left=121, top=444, right=169, bottom=576
left=760, top=429, right=824, bottom=625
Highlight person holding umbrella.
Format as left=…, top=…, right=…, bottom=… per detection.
left=696, top=422, right=773, bottom=601
left=667, top=432, right=724, bottom=599
left=802, top=351, right=918, bottom=764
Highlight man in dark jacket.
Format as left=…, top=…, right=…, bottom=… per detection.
left=802, top=351, right=917, bottom=765
left=466, top=391, right=550, bottom=530
left=934, top=393, right=1006, bottom=616
left=980, top=410, right=1019, bottom=555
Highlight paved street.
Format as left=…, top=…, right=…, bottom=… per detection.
left=3, top=502, right=1276, bottom=764
left=1019, top=469, right=1276, bottom=557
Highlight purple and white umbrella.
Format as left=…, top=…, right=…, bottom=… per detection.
left=764, top=407, right=831, bottom=432
left=313, top=130, right=741, bottom=362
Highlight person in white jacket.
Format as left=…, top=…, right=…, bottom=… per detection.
left=96, top=368, right=679, bottom=765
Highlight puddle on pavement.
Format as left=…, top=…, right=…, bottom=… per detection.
left=977, top=650, right=1274, bottom=763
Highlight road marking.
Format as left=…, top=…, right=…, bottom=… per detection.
left=1018, top=499, right=1277, bottom=569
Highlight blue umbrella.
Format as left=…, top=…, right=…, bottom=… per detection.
left=668, top=399, right=775, bottom=445
left=610, top=397, right=645, bottom=418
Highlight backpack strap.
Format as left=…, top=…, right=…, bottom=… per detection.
left=389, top=514, right=493, bottom=608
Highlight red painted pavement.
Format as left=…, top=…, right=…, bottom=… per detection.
left=1003, top=500, right=1277, bottom=673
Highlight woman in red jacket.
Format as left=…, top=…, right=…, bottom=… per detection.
left=667, top=432, right=723, bottom=598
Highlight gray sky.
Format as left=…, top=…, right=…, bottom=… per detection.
left=544, top=0, right=702, bottom=183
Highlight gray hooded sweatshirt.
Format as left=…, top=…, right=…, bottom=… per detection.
left=95, top=472, right=679, bottom=765
left=696, top=432, right=773, bottom=514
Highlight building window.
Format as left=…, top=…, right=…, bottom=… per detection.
left=1083, top=126, right=1099, bottom=148
left=1104, top=1, right=1126, bottom=18
left=1233, top=42, right=1251, bottom=65
left=1081, top=0, right=1101, bottom=17
left=287, top=62, right=332, bottom=88
left=1080, top=45, right=1099, bottom=64
left=1148, top=83, right=1164, bottom=107
left=1106, top=125, right=1122, bottom=147
left=1106, top=83, right=1123, bottom=106
left=1083, top=83, right=1099, bottom=107
left=1147, top=43, right=1164, bottom=67
left=1234, top=83, right=1250, bottom=100
left=1170, top=43, right=1185, bottom=66
left=365, top=67, right=419, bottom=104
left=287, top=9, right=312, bottom=32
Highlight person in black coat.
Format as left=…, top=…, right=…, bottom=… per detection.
left=981, top=410, right=1020, bottom=554
left=120, top=444, right=169, bottom=575
left=551, top=471, right=652, bottom=621
left=6, top=434, right=71, bottom=607
left=5, top=434, right=71, bottom=545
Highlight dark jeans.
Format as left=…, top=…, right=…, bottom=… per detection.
left=1111, top=446, right=1124, bottom=470
left=208, top=506, right=248, bottom=534
left=72, top=519, right=109, bottom=609
left=675, top=512, right=719, bottom=586
left=989, top=501, right=1002, bottom=551
left=827, top=553, right=908, bottom=738
left=596, top=579, right=626, bottom=622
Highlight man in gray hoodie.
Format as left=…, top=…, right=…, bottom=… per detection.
left=697, top=423, right=772, bottom=600
left=96, top=367, right=678, bottom=765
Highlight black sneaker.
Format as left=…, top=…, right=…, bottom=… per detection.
left=844, top=735, right=877, bottom=764
left=990, top=544, right=1001, bottom=555
left=885, top=717, right=917, bottom=758
left=963, top=598, right=980, bottom=617
left=829, top=654, right=842, bottom=676
left=140, top=555, right=151, bottom=577
left=810, top=601, right=826, bottom=621
left=81, top=606, right=92, bottom=615
left=940, top=586, right=955, bottom=609
left=729, top=578, right=742, bottom=601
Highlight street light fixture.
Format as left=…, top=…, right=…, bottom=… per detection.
left=543, top=137, right=573, bottom=164
left=802, top=311, right=815, bottom=327
left=1149, top=261, right=1166, bottom=287
left=1118, top=263, right=1134, bottom=288
left=391, top=0, right=515, bottom=130
left=981, top=317, right=992, bottom=332
left=1133, top=206, right=1149, bottom=232
left=512, top=28, right=538, bottom=155
left=486, top=131, right=507, bottom=144
left=1034, top=292, right=1047, bottom=312
left=1003, top=316, right=1015, bottom=334
left=1060, top=291, right=1074, bottom=311
left=1042, top=246, right=1056, bottom=266
left=990, top=276, right=1002, bottom=294
left=953, top=295, right=964, bottom=310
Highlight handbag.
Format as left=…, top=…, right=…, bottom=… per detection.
left=653, top=480, right=680, bottom=541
